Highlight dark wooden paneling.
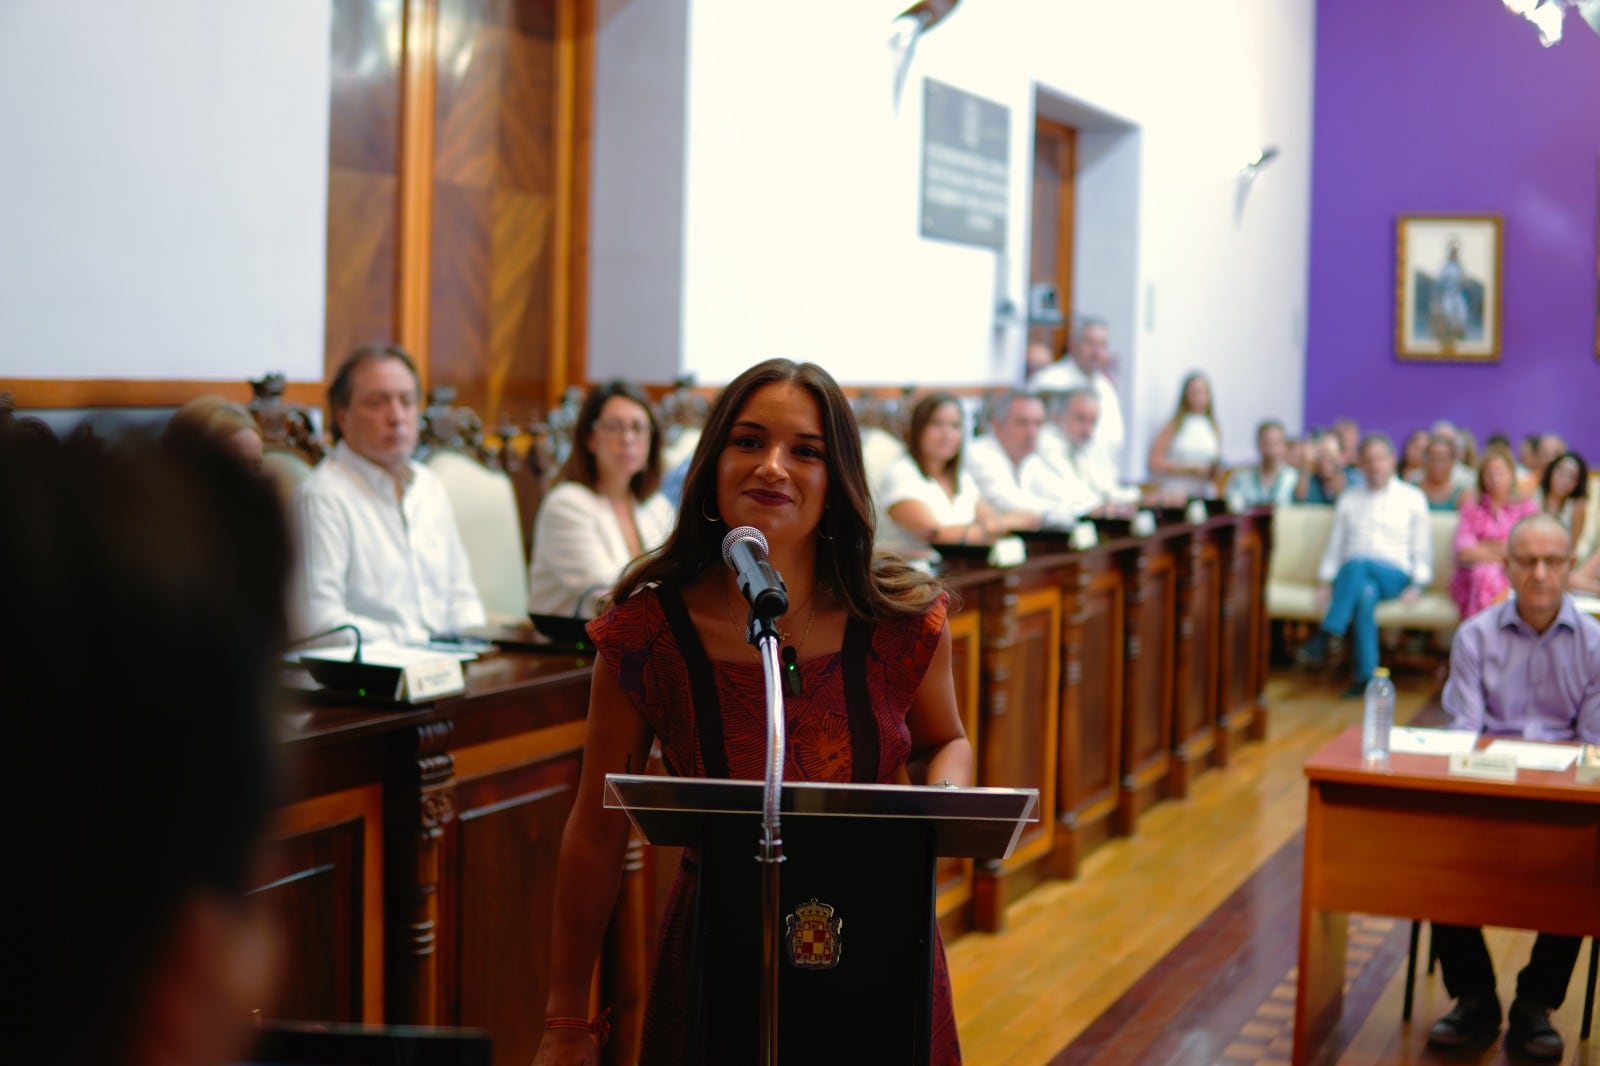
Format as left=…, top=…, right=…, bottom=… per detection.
left=1118, top=546, right=1176, bottom=833
left=1218, top=518, right=1268, bottom=763
left=429, top=0, right=571, bottom=424
left=325, top=0, right=403, bottom=375
left=446, top=751, right=582, bottom=1066
left=1170, top=533, right=1221, bottom=797
left=936, top=607, right=983, bottom=934
left=1053, top=557, right=1123, bottom=879
left=258, top=817, right=368, bottom=1024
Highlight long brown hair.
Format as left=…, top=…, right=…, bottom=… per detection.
left=612, top=359, right=945, bottom=620
left=553, top=380, right=664, bottom=500
left=906, top=392, right=963, bottom=482
left=1166, top=372, right=1217, bottom=434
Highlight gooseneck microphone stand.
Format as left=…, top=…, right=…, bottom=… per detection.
left=742, top=602, right=787, bottom=1066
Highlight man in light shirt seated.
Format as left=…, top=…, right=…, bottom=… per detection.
left=295, top=344, right=486, bottom=645
left=963, top=390, right=1081, bottom=530
left=1292, top=433, right=1430, bottom=696
left=1224, top=419, right=1299, bottom=509
left=1037, top=388, right=1140, bottom=515
left=1424, top=512, right=1600, bottom=1059
left=1026, top=315, right=1125, bottom=467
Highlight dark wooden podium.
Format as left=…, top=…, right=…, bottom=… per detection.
left=606, top=775, right=1038, bottom=1064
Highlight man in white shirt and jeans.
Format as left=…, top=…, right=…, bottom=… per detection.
left=295, top=344, right=485, bottom=645
left=1294, top=433, right=1431, bottom=696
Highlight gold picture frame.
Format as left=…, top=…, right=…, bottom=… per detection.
left=1395, top=214, right=1502, bottom=362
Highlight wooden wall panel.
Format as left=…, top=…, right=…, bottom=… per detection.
left=1217, top=521, right=1267, bottom=762
left=446, top=751, right=582, bottom=1066
left=1053, top=559, right=1123, bottom=879
left=936, top=607, right=983, bottom=932
left=1170, top=534, right=1221, bottom=797
left=1117, top=547, right=1175, bottom=833
left=429, top=0, right=572, bottom=425
left=324, top=0, right=403, bottom=378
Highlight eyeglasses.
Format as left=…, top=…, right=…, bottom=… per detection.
left=1509, top=554, right=1572, bottom=570
left=595, top=420, right=650, bottom=438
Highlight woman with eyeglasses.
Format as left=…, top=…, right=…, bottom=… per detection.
left=526, top=381, right=676, bottom=617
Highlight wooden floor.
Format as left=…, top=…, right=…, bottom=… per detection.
left=948, top=668, right=1600, bottom=1066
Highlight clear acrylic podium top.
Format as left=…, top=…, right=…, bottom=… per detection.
left=604, top=774, right=1039, bottom=861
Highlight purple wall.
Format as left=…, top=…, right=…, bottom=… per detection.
left=1308, top=0, right=1600, bottom=462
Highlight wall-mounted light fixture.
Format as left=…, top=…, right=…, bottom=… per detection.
left=1234, top=145, right=1280, bottom=225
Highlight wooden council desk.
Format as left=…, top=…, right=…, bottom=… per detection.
left=1294, top=726, right=1600, bottom=1065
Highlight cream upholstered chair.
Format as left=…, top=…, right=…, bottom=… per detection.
left=426, top=449, right=530, bottom=625
left=1265, top=504, right=1335, bottom=622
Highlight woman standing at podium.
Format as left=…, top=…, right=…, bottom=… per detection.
left=534, top=358, right=973, bottom=1066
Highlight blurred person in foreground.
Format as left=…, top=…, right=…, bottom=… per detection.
left=1429, top=513, right=1600, bottom=1059
left=532, top=358, right=972, bottom=1065
left=2, top=425, right=291, bottom=1066
left=163, top=395, right=265, bottom=473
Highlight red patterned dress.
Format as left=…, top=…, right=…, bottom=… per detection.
left=587, top=584, right=961, bottom=1065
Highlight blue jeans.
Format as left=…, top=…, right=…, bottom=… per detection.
left=1320, top=557, right=1410, bottom=682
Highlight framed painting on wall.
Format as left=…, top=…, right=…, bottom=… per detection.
left=1394, top=214, right=1502, bottom=362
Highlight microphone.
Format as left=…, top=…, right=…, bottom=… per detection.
left=721, top=526, right=789, bottom=622
left=288, top=623, right=363, bottom=661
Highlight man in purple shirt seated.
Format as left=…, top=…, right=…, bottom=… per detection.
left=1426, top=513, right=1600, bottom=1059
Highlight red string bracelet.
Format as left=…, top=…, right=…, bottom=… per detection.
left=544, top=1008, right=612, bottom=1046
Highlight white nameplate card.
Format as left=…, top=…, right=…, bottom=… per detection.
left=1185, top=499, right=1208, bottom=525
left=401, top=656, right=467, bottom=701
left=1071, top=520, right=1099, bottom=550
left=1447, top=751, right=1517, bottom=782
left=988, top=535, right=1026, bottom=568
left=1389, top=727, right=1478, bottom=756
left=1132, top=510, right=1157, bottom=537
left=1481, top=740, right=1582, bottom=772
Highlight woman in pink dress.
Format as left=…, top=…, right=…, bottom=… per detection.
left=1450, top=446, right=1538, bottom=619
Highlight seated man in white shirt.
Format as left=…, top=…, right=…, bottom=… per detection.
left=963, top=390, right=1081, bottom=530
left=1038, top=388, right=1140, bottom=515
left=1293, top=433, right=1431, bottom=696
left=1026, top=315, right=1125, bottom=467
left=295, top=344, right=486, bottom=645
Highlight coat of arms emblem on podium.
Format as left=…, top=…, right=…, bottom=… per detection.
left=785, top=898, right=842, bottom=970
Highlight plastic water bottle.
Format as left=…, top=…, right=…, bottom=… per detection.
left=1362, top=667, right=1395, bottom=763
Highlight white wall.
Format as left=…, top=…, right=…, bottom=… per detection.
left=588, top=0, right=690, bottom=384
left=0, top=1, right=330, bottom=384
left=665, top=0, right=1315, bottom=476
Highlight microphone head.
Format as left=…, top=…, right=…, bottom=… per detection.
left=721, top=525, right=768, bottom=570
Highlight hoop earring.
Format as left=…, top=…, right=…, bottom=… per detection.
left=817, top=517, right=835, bottom=541
left=702, top=495, right=720, bottom=523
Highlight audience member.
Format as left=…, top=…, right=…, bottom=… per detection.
left=163, top=395, right=265, bottom=473
left=1413, top=433, right=1468, bottom=511
left=1038, top=387, right=1139, bottom=514
left=1331, top=417, right=1361, bottom=467
left=1458, top=426, right=1480, bottom=470
left=1520, top=432, right=1569, bottom=497
left=1023, top=340, right=1055, bottom=380
left=1293, top=434, right=1361, bottom=504
left=4, top=428, right=290, bottom=1066
left=1026, top=315, right=1125, bottom=465
left=1449, top=445, right=1538, bottom=619
left=527, top=381, right=676, bottom=617
left=1517, top=433, right=1542, bottom=483
left=1536, top=451, right=1588, bottom=561
left=876, top=392, right=1032, bottom=558
left=1224, top=419, right=1298, bottom=509
left=965, top=390, right=1077, bottom=529
left=1398, top=428, right=1430, bottom=483
left=294, top=344, right=485, bottom=644
left=1428, top=513, right=1600, bottom=1058
left=1147, top=372, right=1222, bottom=501
left=1293, top=434, right=1431, bottom=696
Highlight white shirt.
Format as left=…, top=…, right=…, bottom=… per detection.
left=1318, top=476, right=1433, bottom=587
left=527, top=481, right=677, bottom=616
left=964, top=434, right=1084, bottom=529
left=874, top=453, right=982, bottom=557
left=295, top=441, right=486, bottom=644
left=1038, top=429, right=1139, bottom=509
left=1026, top=358, right=1126, bottom=466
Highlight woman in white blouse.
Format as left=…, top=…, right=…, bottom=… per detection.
left=1147, top=371, right=1223, bottom=501
left=527, top=382, right=676, bottom=616
left=875, top=393, right=1011, bottom=559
